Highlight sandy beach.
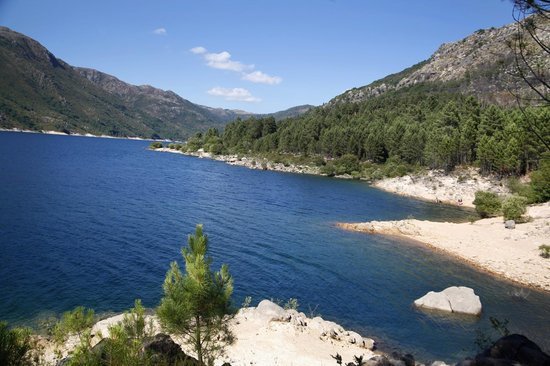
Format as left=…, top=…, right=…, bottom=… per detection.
left=338, top=203, right=550, bottom=292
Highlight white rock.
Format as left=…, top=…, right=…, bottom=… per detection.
left=414, top=291, right=453, bottom=313
left=442, top=286, right=482, bottom=315
left=346, top=331, right=363, bottom=345
left=253, top=300, right=287, bottom=324
left=414, top=286, right=482, bottom=316
left=363, top=337, right=376, bottom=350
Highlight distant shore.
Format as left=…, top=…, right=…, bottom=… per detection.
left=152, top=147, right=509, bottom=208
left=338, top=202, right=550, bottom=292
left=0, top=127, right=158, bottom=141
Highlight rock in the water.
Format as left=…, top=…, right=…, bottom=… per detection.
left=475, top=334, right=550, bottom=366
left=504, top=220, right=516, bottom=229
left=414, top=286, right=482, bottom=315
left=414, top=291, right=453, bottom=313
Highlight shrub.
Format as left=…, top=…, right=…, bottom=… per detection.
left=0, top=322, right=34, bottom=366
left=284, top=298, right=299, bottom=311
left=149, top=141, right=163, bottom=149
left=207, top=142, right=224, bottom=155
left=320, top=163, right=336, bottom=177
left=310, top=156, right=326, bottom=167
left=539, top=245, right=550, bottom=259
left=333, top=154, right=360, bottom=175
left=530, top=156, right=550, bottom=203
left=502, top=195, right=528, bottom=221
left=473, top=191, right=502, bottom=218
left=507, top=177, right=536, bottom=203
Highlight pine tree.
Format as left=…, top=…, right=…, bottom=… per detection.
left=157, top=225, right=234, bottom=366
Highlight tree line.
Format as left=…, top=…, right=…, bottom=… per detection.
left=196, top=90, right=548, bottom=177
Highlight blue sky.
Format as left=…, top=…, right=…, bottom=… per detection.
left=1, top=0, right=516, bottom=113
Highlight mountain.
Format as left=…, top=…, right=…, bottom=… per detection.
left=218, top=17, right=549, bottom=178
left=0, top=27, right=312, bottom=140
left=329, top=17, right=549, bottom=107
left=193, top=105, right=315, bottom=124
left=264, top=105, right=315, bottom=120
left=198, top=106, right=255, bottom=123
left=0, top=26, right=234, bottom=140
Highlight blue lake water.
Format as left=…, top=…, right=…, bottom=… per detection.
left=0, top=131, right=548, bottom=363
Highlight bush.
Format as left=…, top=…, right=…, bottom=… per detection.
left=320, top=163, right=336, bottom=177
left=530, top=156, right=550, bottom=203
left=334, top=154, right=360, bottom=175
left=149, top=141, right=163, bottom=149
left=539, top=245, right=550, bottom=259
left=473, top=191, right=502, bottom=218
left=502, top=195, right=528, bottom=221
left=507, top=177, right=536, bottom=203
left=0, top=322, right=34, bottom=366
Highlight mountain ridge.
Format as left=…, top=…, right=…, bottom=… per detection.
left=0, top=26, right=311, bottom=139
left=328, top=16, right=549, bottom=107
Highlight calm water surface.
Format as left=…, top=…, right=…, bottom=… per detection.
left=0, top=131, right=548, bottom=362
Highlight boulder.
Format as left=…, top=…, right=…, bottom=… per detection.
left=363, top=337, right=376, bottom=350
left=142, top=333, right=198, bottom=365
left=504, top=220, right=515, bottom=229
left=253, top=300, right=287, bottom=324
left=475, top=334, right=550, bottom=366
left=346, top=331, right=363, bottom=345
left=431, top=362, right=451, bottom=366
left=366, top=352, right=414, bottom=366
left=414, top=286, right=482, bottom=316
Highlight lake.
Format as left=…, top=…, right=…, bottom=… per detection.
left=0, top=131, right=548, bottom=363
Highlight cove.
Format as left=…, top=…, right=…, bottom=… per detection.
left=0, top=131, right=548, bottom=363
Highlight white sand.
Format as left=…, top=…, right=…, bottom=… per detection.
left=338, top=203, right=550, bottom=292
left=373, top=168, right=509, bottom=208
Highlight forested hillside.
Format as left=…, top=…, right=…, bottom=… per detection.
left=218, top=92, right=548, bottom=176
left=188, top=16, right=549, bottom=178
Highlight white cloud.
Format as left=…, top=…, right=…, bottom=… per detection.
left=153, top=28, right=167, bottom=35
left=207, top=87, right=261, bottom=102
left=191, top=47, right=281, bottom=84
left=190, top=46, right=207, bottom=54
left=242, top=70, right=282, bottom=85
left=204, top=51, right=252, bottom=72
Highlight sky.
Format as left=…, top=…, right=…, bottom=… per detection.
left=0, top=0, right=518, bottom=114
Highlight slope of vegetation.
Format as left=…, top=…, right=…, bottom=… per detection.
left=188, top=88, right=548, bottom=179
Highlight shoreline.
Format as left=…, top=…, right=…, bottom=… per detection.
left=39, top=301, right=387, bottom=366
left=152, top=147, right=506, bottom=209
left=371, top=170, right=510, bottom=208
left=337, top=202, right=550, bottom=293
left=0, top=127, right=162, bottom=142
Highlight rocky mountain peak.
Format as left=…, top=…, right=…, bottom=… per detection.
left=329, top=16, right=549, bottom=106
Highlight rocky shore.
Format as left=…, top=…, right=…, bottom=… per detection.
left=153, top=148, right=509, bottom=208
left=372, top=169, right=510, bottom=208
left=338, top=202, right=550, bottom=292
left=40, top=299, right=550, bottom=365
left=154, top=147, right=322, bottom=175
left=41, top=300, right=383, bottom=366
